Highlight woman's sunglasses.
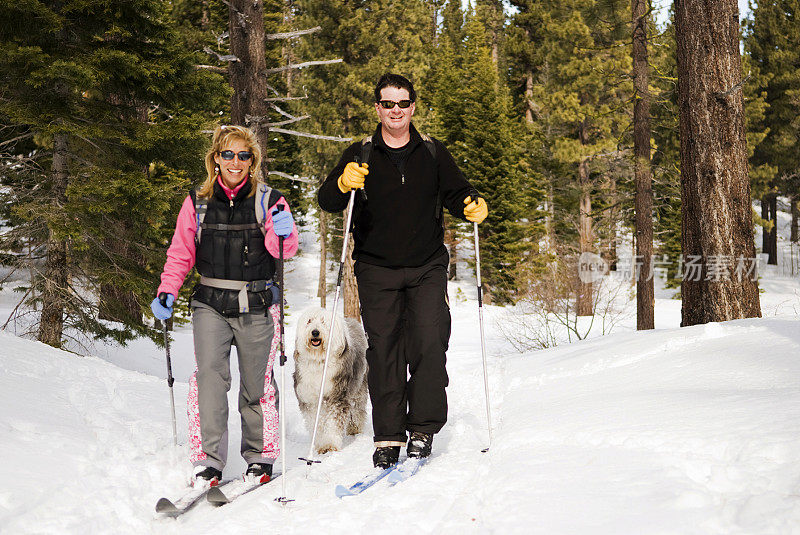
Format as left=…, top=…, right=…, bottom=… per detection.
left=378, top=99, right=413, bottom=109
left=218, top=150, right=253, bottom=161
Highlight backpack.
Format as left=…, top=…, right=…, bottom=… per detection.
left=190, top=182, right=282, bottom=247
left=358, top=133, right=442, bottom=221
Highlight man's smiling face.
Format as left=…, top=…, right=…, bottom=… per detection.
left=375, top=86, right=415, bottom=137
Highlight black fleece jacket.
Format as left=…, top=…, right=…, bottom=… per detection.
left=318, top=123, right=477, bottom=268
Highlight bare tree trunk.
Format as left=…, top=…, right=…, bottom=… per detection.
left=792, top=194, right=799, bottom=243
left=576, top=155, right=593, bottom=317
left=38, top=133, right=69, bottom=347
left=761, top=195, right=770, bottom=256
left=229, top=0, right=271, bottom=182
left=633, top=0, right=654, bottom=330
left=676, top=0, right=761, bottom=325
left=768, top=195, right=778, bottom=264
left=318, top=209, right=328, bottom=307
left=603, top=176, right=619, bottom=271
left=343, top=233, right=360, bottom=320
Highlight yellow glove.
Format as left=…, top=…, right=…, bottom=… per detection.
left=463, top=196, right=488, bottom=224
left=337, top=162, right=369, bottom=193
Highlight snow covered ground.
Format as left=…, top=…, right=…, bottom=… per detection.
left=2, top=218, right=800, bottom=534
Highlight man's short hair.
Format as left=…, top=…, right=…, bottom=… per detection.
left=374, top=73, right=417, bottom=103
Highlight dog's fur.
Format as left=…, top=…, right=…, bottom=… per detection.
left=293, top=307, right=368, bottom=454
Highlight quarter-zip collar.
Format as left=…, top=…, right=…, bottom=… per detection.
left=372, top=122, right=423, bottom=154
left=214, top=175, right=251, bottom=203
left=216, top=174, right=250, bottom=201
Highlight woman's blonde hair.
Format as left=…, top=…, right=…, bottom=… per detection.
left=199, top=125, right=263, bottom=199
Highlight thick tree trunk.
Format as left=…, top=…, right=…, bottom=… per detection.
left=633, top=0, right=654, bottom=330
left=38, top=133, right=69, bottom=347
left=318, top=210, right=328, bottom=308
left=792, top=195, right=799, bottom=243
left=343, top=233, right=360, bottom=320
left=229, top=0, right=271, bottom=182
left=676, top=0, right=761, bottom=325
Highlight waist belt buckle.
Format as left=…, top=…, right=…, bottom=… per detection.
left=247, top=280, right=269, bottom=293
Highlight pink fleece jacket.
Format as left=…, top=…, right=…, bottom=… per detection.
left=157, top=178, right=299, bottom=297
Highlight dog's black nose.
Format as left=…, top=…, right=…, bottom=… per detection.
left=311, top=329, right=319, bottom=337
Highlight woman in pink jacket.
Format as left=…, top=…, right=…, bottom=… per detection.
left=151, top=125, right=298, bottom=487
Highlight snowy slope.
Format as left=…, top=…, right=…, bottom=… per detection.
left=3, top=213, right=800, bottom=534
left=3, top=308, right=800, bottom=533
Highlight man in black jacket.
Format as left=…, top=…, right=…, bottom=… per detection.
left=318, top=73, right=488, bottom=468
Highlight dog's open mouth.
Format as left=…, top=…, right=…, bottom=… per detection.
left=309, top=337, right=323, bottom=348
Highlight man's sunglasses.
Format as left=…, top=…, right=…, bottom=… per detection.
left=378, top=99, right=414, bottom=109
left=218, top=150, right=253, bottom=161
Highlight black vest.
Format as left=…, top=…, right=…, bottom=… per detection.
left=192, top=181, right=276, bottom=315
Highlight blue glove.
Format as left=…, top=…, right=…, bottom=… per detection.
left=271, top=209, right=294, bottom=238
left=151, top=293, right=175, bottom=320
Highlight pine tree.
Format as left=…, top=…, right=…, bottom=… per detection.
left=516, top=0, right=632, bottom=315
left=744, top=0, right=798, bottom=261
left=0, top=0, right=223, bottom=347
left=676, top=0, right=761, bottom=325
left=429, top=8, right=544, bottom=304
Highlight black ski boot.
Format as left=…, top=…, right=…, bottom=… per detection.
left=245, top=462, right=273, bottom=484
left=372, top=446, right=400, bottom=469
left=193, top=466, right=222, bottom=487
left=406, top=432, right=433, bottom=459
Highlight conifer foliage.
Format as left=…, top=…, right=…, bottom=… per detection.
left=0, top=0, right=223, bottom=347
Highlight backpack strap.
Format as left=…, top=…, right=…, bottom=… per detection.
left=256, top=182, right=284, bottom=234
left=419, top=134, right=442, bottom=223
left=360, top=135, right=373, bottom=166
left=190, top=188, right=208, bottom=248
left=254, top=182, right=275, bottom=235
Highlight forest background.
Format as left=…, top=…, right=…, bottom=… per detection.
left=0, top=0, right=794, bottom=350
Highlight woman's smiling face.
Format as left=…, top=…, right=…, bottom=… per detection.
left=213, top=138, right=252, bottom=189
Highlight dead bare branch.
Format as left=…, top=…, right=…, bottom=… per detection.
left=263, top=59, right=343, bottom=75
left=265, top=27, right=321, bottom=40
left=268, top=127, right=351, bottom=142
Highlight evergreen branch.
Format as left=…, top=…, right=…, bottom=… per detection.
left=267, top=127, right=352, bottom=142
left=268, top=171, right=316, bottom=183
left=263, top=59, right=343, bottom=75
left=265, top=27, right=321, bottom=40
left=203, top=46, right=239, bottom=63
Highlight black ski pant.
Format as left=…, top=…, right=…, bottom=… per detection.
left=355, top=251, right=451, bottom=444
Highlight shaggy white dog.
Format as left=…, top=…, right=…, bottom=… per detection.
left=293, top=307, right=368, bottom=454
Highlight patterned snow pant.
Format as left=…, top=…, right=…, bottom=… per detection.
left=187, top=301, right=280, bottom=470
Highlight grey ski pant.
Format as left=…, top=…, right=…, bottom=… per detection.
left=188, top=302, right=279, bottom=470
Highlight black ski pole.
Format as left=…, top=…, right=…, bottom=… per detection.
left=473, top=220, right=492, bottom=453
left=162, top=322, right=178, bottom=446
left=273, top=205, right=293, bottom=503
